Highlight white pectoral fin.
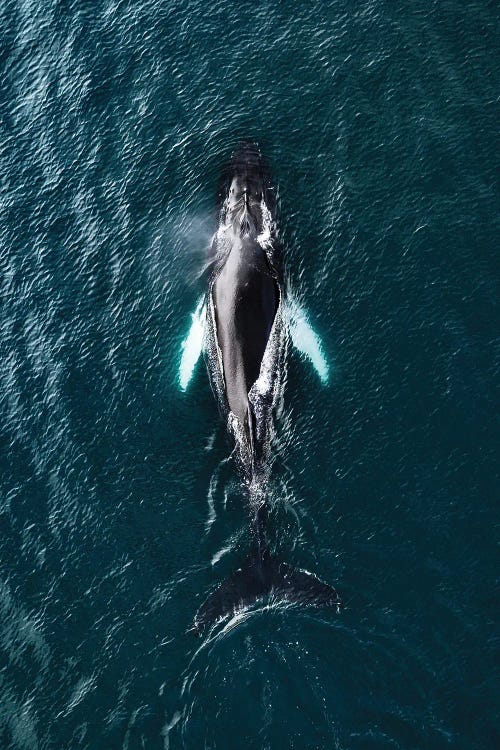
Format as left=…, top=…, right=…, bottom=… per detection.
left=287, top=299, right=330, bottom=384
left=179, top=296, right=206, bottom=391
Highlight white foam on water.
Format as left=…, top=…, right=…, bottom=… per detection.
left=210, top=544, right=232, bottom=566
left=205, top=468, right=218, bottom=532
left=205, top=454, right=232, bottom=533
left=161, top=711, right=182, bottom=750
left=178, top=296, right=205, bottom=391
left=287, top=299, right=330, bottom=384
left=64, top=675, right=97, bottom=716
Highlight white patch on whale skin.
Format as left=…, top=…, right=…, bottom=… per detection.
left=179, top=296, right=205, bottom=391
left=286, top=299, right=330, bottom=384
left=257, top=198, right=274, bottom=250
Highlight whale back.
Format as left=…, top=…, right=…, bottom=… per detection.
left=212, top=237, right=278, bottom=427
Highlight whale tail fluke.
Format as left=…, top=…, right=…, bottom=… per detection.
left=192, top=549, right=342, bottom=635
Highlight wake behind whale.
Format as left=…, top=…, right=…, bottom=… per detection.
left=181, top=143, right=341, bottom=633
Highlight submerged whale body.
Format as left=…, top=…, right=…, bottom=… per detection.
left=185, top=143, right=341, bottom=633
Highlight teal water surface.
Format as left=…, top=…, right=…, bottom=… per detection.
left=0, top=1, right=498, bottom=748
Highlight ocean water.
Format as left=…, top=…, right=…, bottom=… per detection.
left=0, top=1, right=498, bottom=748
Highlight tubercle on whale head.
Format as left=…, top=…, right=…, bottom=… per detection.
left=227, top=181, right=260, bottom=237
left=219, top=142, right=275, bottom=236
left=230, top=140, right=262, bottom=169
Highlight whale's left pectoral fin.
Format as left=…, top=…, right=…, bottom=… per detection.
left=286, top=299, right=330, bottom=384
left=179, top=296, right=206, bottom=391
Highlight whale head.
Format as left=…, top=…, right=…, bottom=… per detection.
left=222, top=143, right=274, bottom=238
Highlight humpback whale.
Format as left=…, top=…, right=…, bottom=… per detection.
left=180, top=143, right=341, bottom=633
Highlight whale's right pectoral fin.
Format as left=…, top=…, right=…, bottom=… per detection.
left=286, top=299, right=330, bottom=384
left=178, top=296, right=206, bottom=391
